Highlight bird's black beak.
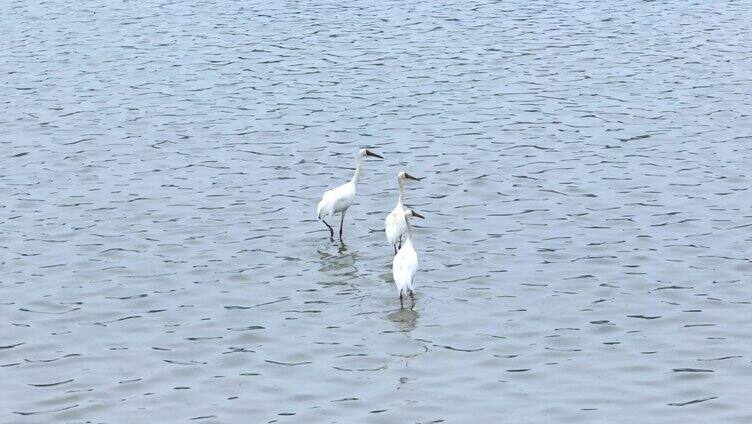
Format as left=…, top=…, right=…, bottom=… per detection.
left=365, top=149, right=383, bottom=159
left=411, top=211, right=425, bottom=219
left=405, top=173, right=422, bottom=181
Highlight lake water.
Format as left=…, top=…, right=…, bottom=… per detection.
left=2, top=0, right=751, bottom=422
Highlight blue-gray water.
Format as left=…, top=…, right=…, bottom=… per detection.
left=2, top=0, right=752, bottom=422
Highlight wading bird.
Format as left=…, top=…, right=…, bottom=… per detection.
left=385, top=171, right=421, bottom=253
left=316, top=148, right=384, bottom=241
left=392, top=209, right=424, bottom=309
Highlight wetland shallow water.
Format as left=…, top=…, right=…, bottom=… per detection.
left=2, top=0, right=752, bottom=422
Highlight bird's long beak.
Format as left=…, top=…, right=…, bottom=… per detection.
left=405, top=173, right=422, bottom=181
left=365, top=149, right=383, bottom=159
left=411, top=211, right=425, bottom=219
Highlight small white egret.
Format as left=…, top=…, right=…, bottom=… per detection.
left=385, top=171, right=421, bottom=253
left=392, top=208, right=424, bottom=309
left=316, top=148, right=384, bottom=241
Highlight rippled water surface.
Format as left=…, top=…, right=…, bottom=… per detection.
left=2, top=0, right=752, bottom=422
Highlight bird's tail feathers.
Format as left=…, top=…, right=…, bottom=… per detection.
left=316, top=198, right=330, bottom=219
left=316, top=200, right=323, bottom=219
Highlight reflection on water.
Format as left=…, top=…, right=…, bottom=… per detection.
left=2, top=0, right=751, bottom=422
left=387, top=309, right=419, bottom=333
left=317, top=247, right=359, bottom=280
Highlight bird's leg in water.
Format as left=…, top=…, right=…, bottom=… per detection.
left=399, top=291, right=404, bottom=309
left=339, top=210, right=346, bottom=241
left=393, top=245, right=398, bottom=254
left=409, top=289, right=415, bottom=309
left=321, top=218, right=334, bottom=240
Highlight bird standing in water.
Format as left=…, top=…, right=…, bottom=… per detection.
left=392, top=209, right=424, bottom=309
left=385, top=171, right=421, bottom=254
left=316, top=148, right=384, bottom=241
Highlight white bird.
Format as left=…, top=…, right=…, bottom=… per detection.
left=385, top=171, right=421, bottom=253
left=316, top=148, right=384, bottom=241
left=392, top=208, right=424, bottom=309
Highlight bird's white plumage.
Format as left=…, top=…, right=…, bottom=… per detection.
left=392, top=209, right=422, bottom=306
left=384, top=172, right=417, bottom=251
left=392, top=237, right=418, bottom=296
left=317, top=182, right=355, bottom=219
left=385, top=205, right=407, bottom=247
left=315, top=148, right=382, bottom=240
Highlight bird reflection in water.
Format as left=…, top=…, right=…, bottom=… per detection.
left=387, top=308, right=418, bottom=332
left=387, top=309, right=427, bottom=368
left=316, top=245, right=361, bottom=295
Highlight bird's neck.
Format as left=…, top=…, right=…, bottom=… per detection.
left=397, top=178, right=405, bottom=205
left=404, top=218, right=414, bottom=242
left=350, top=156, right=363, bottom=185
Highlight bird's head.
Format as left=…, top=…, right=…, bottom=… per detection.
left=405, top=209, right=425, bottom=220
left=398, top=171, right=422, bottom=182
left=359, top=148, right=384, bottom=159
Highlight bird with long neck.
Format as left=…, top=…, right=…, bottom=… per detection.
left=385, top=171, right=421, bottom=253
left=392, top=208, right=424, bottom=308
left=350, top=153, right=364, bottom=185
left=316, top=148, right=384, bottom=241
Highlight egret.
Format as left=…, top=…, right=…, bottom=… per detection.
left=316, top=148, right=384, bottom=241
left=392, top=208, right=424, bottom=309
left=385, top=171, right=421, bottom=254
